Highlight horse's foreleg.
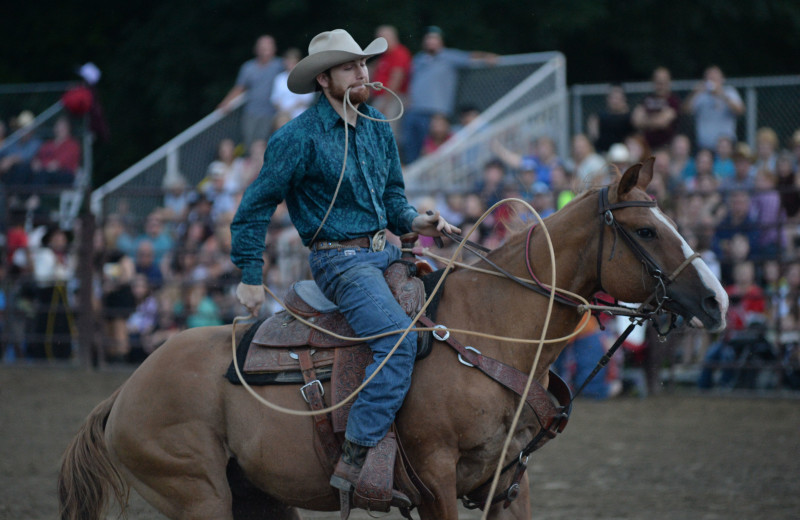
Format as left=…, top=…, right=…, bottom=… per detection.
left=485, top=472, right=532, bottom=519
left=415, top=454, right=462, bottom=520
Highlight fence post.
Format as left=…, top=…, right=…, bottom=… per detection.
left=76, top=194, right=96, bottom=369
left=745, top=85, right=758, bottom=149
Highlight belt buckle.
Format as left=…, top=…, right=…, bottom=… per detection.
left=371, top=230, right=386, bottom=252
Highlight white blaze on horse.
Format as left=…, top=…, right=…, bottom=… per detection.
left=59, top=158, right=727, bottom=520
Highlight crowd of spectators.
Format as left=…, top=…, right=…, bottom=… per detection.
left=2, top=33, right=800, bottom=394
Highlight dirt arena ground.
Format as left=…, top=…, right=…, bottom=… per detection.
left=2, top=365, right=799, bottom=520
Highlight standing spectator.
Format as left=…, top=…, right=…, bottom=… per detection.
left=684, top=65, right=745, bottom=151
left=631, top=66, right=681, bottom=151
left=270, top=48, right=316, bottom=127
left=753, top=126, right=779, bottom=174
left=421, top=113, right=452, bottom=156
left=96, top=219, right=136, bottom=363
left=28, top=226, right=75, bottom=359
left=31, top=116, right=81, bottom=186
left=371, top=24, right=412, bottom=137
left=218, top=35, right=284, bottom=148
left=587, top=84, right=633, bottom=154
left=403, top=26, right=496, bottom=163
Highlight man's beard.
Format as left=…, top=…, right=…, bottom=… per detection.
left=328, top=82, right=370, bottom=105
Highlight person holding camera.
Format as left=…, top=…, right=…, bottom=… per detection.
left=684, top=65, right=745, bottom=151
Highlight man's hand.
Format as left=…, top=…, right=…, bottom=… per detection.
left=236, top=282, right=265, bottom=316
left=411, top=210, right=461, bottom=238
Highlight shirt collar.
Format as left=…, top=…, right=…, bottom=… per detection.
left=316, top=94, right=370, bottom=132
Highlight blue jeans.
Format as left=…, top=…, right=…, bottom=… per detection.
left=309, top=243, right=417, bottom=447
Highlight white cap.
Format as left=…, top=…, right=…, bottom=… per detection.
left=607, top=143, right=630, bottom=163
left=79, top=62, right=101, bottom=85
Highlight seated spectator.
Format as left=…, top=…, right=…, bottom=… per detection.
left=203, top=162, right=239, bottom=220
left=30, top=115, right=81, bottom=186
left=712, top=190, right=759, bottom=274
left=126, top=274, right=159, bottom=363
left=473, top=158, right=507, bottom=208
left=791, top=129, right=800, bottom=169
left=605, top=142, right=631, bottom=182
left=750, top=169, right=786, bottom=259
left=553, top=318, right=621, bottom=399
left=135, top=210, right=174, bottom=265
left=684, top=65, right=745, bottom=151
left=631, top=66, right=681, bottom=151
left=492, top=136, right=562, bottom=188
left=667, top=134, right=695, bottom=187
left=134, top=239, right=164, bottom=288
left=624, top=133, right=651, bottom=165
left=240, top=139, right=267, bottom=188
left=201, top=138, right=246, bottom=195
left=721, top=143, right=756, bottom=193
left=550, top=164, right=576, bottom=209
left=713, top=135, right=736, bottom=179
left=569, top=133, right=606, bottom=187
left=698, top=261, right=769, bottom=390
left=587, top=84, right=633, bottom=154
left=421, top=113, right=452, bottom=156
left=685, top=148, right=716, bottom=191
left=0, top=111, right=43, bottom=187
left=753, top=126, right=779, bottom=174
left=776, top=151, right=800, bottom=220
left=161, top=171, right=192, bottom=223
left=186, top=283, right=223, bottom=328
left=271, top=47, right=315, bottom=126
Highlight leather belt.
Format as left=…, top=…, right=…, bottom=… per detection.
left=313, top=230, right=386, bottom=252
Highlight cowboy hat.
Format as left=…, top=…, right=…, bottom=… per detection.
left=287, top=29, right=387, bottom=94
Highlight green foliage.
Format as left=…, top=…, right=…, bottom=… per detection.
left=2, top=0, right=798, bottom=186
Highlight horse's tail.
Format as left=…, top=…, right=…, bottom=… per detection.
left=58, top=387, right=128, bottom=520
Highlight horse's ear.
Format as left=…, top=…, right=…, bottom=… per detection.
left=618, top=163, right=642, bottom=196
left=637, top=156, right=655, bottom=190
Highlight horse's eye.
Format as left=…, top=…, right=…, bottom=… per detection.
left=636, top=228, right=656, bottom=240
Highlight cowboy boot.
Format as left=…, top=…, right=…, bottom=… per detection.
left=330, top=438, right=368, bottom=493
left=330, top=439, right=367, bottom=520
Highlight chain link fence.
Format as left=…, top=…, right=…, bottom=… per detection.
left=570, top=75, right=800, bottom=150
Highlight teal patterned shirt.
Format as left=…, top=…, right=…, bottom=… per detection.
left=230, top=94, right=419, bottom=285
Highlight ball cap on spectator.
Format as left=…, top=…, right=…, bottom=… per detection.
left=16, top=110, right=35, bottom=128
left=78, top=62, right=101, bottom=85
left=287, top=29, right=387, bottom=94
left=607, top=143, right=630, bottom=163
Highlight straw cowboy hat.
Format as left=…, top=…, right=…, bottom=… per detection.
left=287, top=29, right=387, bottom=94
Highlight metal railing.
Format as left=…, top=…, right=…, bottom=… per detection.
left=90, top=95, right=246, bottom=216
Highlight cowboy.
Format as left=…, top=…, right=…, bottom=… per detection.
left=230, top=29, right=459, bottom=506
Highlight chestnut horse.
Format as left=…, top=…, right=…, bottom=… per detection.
left=59, top=160, right=727, bottom=520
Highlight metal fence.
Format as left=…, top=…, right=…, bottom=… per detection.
left=570, top=75, right=800, bottom=151
left=90, top=95, right=246, bottom=218
left=404, top=52, right=568, bottom=196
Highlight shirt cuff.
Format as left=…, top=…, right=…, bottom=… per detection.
left=241, top=264, right=264, bottom=286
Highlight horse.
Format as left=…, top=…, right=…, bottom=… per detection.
left=59, top=159, right=727, bottom=520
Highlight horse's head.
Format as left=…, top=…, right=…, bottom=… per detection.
left=600, top=158, right=728, bottom=332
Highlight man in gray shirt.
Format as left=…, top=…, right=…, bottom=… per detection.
left=402, top=26, right=495, bottom=163
left=219, top=35, right=285, bottom=148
